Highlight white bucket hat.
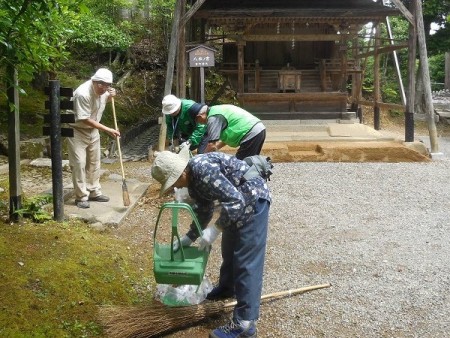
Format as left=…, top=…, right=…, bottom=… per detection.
left=91, top=68, right=113, bottom=84
left=151, top=147, right=190, bottom=196
left=162, top=94, right=182, bottom=115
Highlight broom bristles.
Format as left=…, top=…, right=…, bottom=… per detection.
left=122, top=180, right=131, bottom=206
left=99, top=284, right=331, bottom=337
left=99, top=301, right=225, bottom=338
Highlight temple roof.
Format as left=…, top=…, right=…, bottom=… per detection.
left=193, top=0, right=401, bottom=24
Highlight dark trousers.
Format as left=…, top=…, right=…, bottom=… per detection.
left=235, top=129, right=266, bottom=160
left=219, top=198, right=270, bottom=321
left=196, top=134, right=208, bottom=154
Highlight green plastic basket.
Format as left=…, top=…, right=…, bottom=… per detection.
left=153, top=202, right=209, bottom=286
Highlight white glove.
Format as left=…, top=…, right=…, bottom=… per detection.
left=198, top=224, right=221, bottom=251
left=173, top=235, right=193, bottom=252
left=179, top=140, right=191, bottom=151
left=107, top=88, right=117, bottom=96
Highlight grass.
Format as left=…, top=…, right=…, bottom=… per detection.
left=0, top=218, right=153, bottom=337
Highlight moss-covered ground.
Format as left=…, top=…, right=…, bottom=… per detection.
left=0, top=217, right=153, bottom=337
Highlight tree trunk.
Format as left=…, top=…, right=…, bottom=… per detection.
left=112, top=52, right=121, bottom=67
left=116, top=69, right=133, bottom=93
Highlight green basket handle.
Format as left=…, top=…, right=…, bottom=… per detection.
left=153, top=201, right=204, bottom=262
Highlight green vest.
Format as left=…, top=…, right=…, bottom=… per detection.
left=165, top=99, right=206, bottom=146
left=208, top=105, right=260, bottom=147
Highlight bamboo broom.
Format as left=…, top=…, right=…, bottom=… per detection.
left=99, top=283, right=331, bottom=338
left=111, top=97, right=131, bottom=206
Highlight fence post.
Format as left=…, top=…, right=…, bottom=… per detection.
left=6, top=65, right=22, bottom=222
left=445, top=52, right=450, bottom=91
left=48, top=80, right=64, bottom=221
left=44, top=82, right=74, bottom=221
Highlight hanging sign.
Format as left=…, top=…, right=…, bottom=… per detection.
left=188, top=45, right=215, bottom=68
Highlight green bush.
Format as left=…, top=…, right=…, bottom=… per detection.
left=14, top=194, right=53, bottom=222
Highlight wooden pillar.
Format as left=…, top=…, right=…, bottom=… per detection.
left=158, top=0, right=183, bottom=151
left=373, top=24, right=381, bottom=130
left=415, top=0, right=439, bottom=152
left=339, top=34, right=348, bottom=92
left=190, top=68, right=200, bottom=101
left=177, top=0, right=186, bottom=98
left=255, top=60, right=260, bottom=93
left=237, top=40, right=245, bottom=94
left=6, top=65, right=22, bottom=222
left=189, top=19, right=206, bottom=102
left=405, top=0, right=416, bottom=142
left=351, top=35, right=361, bottom=111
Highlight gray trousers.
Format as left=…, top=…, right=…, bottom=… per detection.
left=67, top=128, right=102, bottom=201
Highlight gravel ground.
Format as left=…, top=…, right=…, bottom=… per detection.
left=115, top=135, right=450, bottom=338
left=5, top=130, right=450, bottom=337
left=256, top=160, right=450, bottom=338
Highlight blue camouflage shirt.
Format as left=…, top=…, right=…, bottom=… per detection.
left=187, top=152, right=271, bottom=230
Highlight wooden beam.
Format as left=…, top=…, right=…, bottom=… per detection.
left=195, top=8, right=400, bottom=20
left=238, top=92, right=347, bottom=102
left=390, top=0, right=415, bottom=26
left=181, top=0, right=207, bottom=27
left=356, top=43, right=408, bottom=58
left=242, top=34, right=342, bottom=42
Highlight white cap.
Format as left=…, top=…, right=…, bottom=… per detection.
left=91, top=68, right=113, bottom=84
left=162, top=94, right=182, bottom=115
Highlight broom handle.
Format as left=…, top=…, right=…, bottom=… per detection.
left=111, top=97, right=126, bottom=180
left=223, top=283, right=331, bottom=308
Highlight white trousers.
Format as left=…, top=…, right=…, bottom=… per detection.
left=67, top=128, right=102, bottom=201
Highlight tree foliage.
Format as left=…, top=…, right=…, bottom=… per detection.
left=0, top=0, right=78, bottom=83
left=68, top=14, right=133, bottom=54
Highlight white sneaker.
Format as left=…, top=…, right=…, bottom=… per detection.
left=173, top=235, right=193, bottom=252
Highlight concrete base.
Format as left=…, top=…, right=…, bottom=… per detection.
left=63, top=174, right=149, bottom=227
left=430, top=152, right=445, bottom=160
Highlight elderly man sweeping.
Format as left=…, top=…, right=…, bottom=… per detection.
left=68, top=68, right=120, bottom=209
left=151, top=147, right=271, bottom=338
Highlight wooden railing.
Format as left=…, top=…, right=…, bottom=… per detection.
left=318, top=58, right=361, bottom=91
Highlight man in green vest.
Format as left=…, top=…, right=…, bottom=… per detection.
left=162, top=94, right=208, bottom=153
left=195, top=104, right=266, bottom=160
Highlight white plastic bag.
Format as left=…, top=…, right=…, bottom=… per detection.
left=155, top=278, right=213, bottom=307
left=174, top=187, right=191, bottom=203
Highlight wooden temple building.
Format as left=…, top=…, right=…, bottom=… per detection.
left=169, top=0, right=411, bottom=121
